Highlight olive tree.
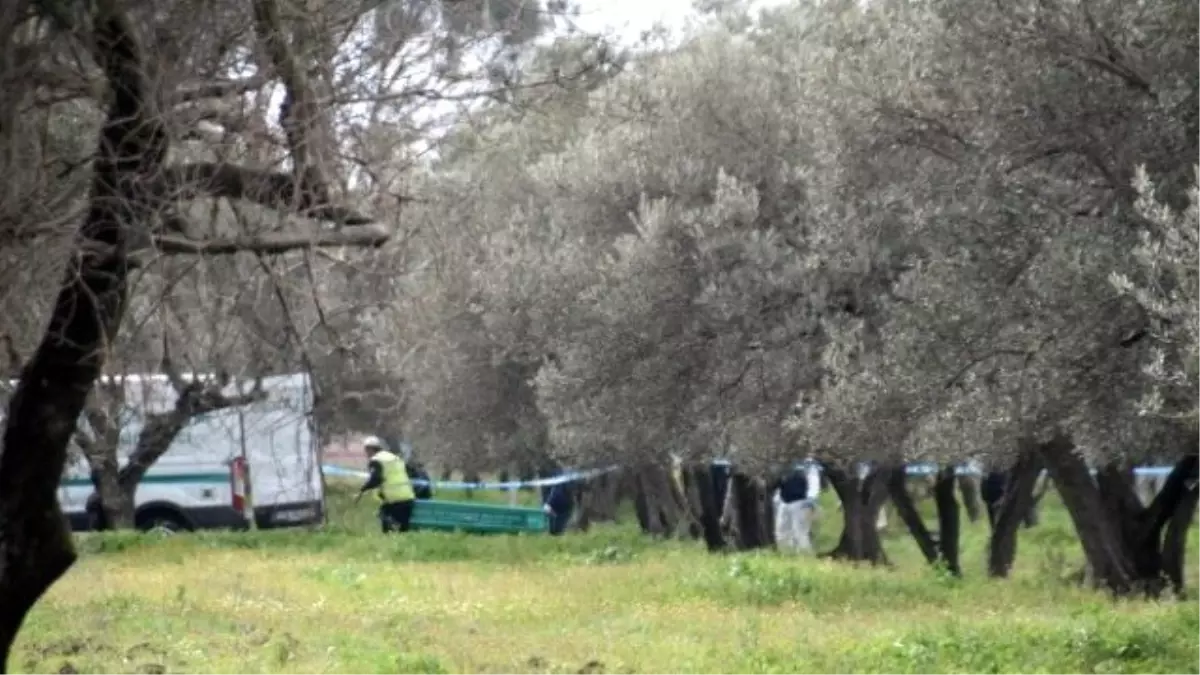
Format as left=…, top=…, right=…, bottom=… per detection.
left=422, top=10, right=888, bottom=542
left=362, top=35, right=625, bottom=477
left=786, top=0, right=1198, bottom=590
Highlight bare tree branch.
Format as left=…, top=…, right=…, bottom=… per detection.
left=118, top=362, right=267, bottom=491
left=172, top=75, right=271, bottom=104
left=157, top=162, right=375, bottom=225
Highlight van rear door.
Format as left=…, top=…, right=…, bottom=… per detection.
left=236, top=374, right=324, bottom=528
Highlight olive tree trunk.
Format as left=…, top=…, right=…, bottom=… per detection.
left=933, top=467, right=962, bottom=576
left=821, top=463, right=891, bottom=565
left=986, top=443, right=1044, bottom=578
left=575, top=470, right=622, bottom=531
left=632, top=463, right=690, bottom=537
left=0, top=6, right=158, bottom=669
left=958, top=475, right=982, bottom=523
left=1042, top=434, right=1198, bottom=597
left=721, top=470, right=771, bottom=550
left=887, top=466, right=962, bottom=576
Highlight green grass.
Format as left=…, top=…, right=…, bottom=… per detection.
left=12, top=481, right=1199, bottom=674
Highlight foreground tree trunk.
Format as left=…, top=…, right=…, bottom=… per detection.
left=1043, top=433, right=1198, bottom=597
left=821, top=463, right=891, bottom=564
left=667, top=465, right=699, bottom=538
left=987, top=444, right=1044, bottom=578
left=1, top=0, right=381, bottom=660
left=0, top=6, right=158, bottom=669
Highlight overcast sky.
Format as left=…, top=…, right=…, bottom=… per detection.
left=569, top=0, right=790, bottom=41
left=252, top=0, right=786, bottom=173
left=571, top=0, right=702, bottom=39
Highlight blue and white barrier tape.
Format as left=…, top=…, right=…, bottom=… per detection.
left=715, top=459, right=1175, bottom=479
left=323, top=461, right=1177, bottom=491
left=321, top=463, right=621, bottom=490
left=901, top=463, right=1174, bottom=478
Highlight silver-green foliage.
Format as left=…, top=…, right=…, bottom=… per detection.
left=402, top=0, right=1197, bottom=469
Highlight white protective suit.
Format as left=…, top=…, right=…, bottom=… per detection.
left=773, top=464, right=822, bottom=553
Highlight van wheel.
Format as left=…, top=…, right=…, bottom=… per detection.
left=138, top=511, right=189, bottom=535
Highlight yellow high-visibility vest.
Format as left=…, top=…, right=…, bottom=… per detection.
left=373, top=450, right=416, bottom=503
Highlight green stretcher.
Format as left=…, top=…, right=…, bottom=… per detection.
left=409, top=499, right=549, bottom=534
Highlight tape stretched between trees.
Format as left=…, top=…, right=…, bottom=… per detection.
left=322, top=461, right=1175, bottom=492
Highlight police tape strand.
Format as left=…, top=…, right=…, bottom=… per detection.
left=321, top=461, right=1175, bottom=491
left=321, top=464, right=624, bottom=489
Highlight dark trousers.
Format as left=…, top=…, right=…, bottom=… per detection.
left=379, top=500, right=415, bottom=533
left=548, top=510, right=571, bottom=536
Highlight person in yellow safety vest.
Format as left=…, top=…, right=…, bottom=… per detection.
left=354, top=436, right=417, bottom=533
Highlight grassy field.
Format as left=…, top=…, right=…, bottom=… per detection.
left=12, top=482, right=1199, bottom=674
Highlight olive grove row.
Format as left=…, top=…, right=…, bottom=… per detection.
left=378, top=0, right=1198, bottom=599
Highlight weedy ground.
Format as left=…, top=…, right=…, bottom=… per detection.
left=12, top=481, right=1200, bottom=674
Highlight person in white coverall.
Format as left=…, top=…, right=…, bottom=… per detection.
left=773, top=464, right=819, bottom=552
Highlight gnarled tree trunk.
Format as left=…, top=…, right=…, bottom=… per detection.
left=632, top=464, right=688, bottom=537
left=680, top=463, right=726, bottom=552
left=0, top=6, right=158, bottom=669
left=821, top=463, right=891, bottom=564
left=1043, top=432, right=1198, bottom=597
left=1, top=0, right=382, bottom=661
left=888, top=470, right=939, bottom=564
left=94, top=470, right=136, bottom=530
left=721, top=470, right=770, bottom=550
left=887, top=466, right=962, bottom=576
left=575, top=470, right=622, bottom=531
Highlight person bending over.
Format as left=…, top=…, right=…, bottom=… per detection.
left=355, top=436, right=417, bottom=533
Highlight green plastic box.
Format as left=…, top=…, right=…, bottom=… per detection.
left=409, top=499, right=548, bottom=534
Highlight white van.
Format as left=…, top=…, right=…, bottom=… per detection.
left=6, top=372, right=325, bottom=532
